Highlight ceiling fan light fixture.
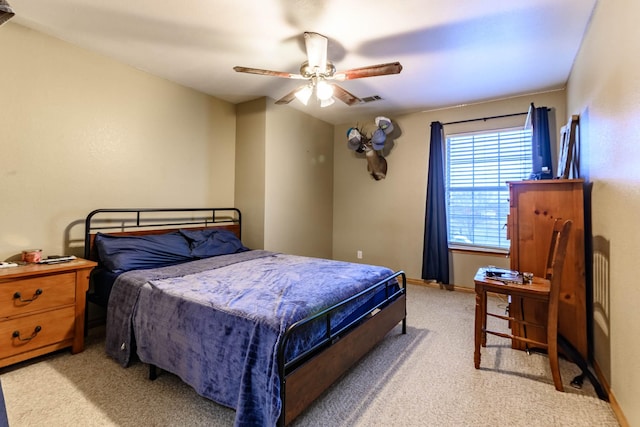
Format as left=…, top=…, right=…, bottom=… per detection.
left=0, top=0, right=15, bottom=25
left=294, top=84, right=313, bottom=105
left=320, top=97, right=335, bottom=108
left=235, top=33, right=401, bottom=109
left=315, top=79, right=334, bottom=101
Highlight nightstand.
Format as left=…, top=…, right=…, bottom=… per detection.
left=0, top=258, right=97, bottom=368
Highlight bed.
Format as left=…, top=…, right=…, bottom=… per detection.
left=84, top=208, right=406, bottom=426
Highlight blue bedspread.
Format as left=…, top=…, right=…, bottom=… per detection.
left=106, top=250, right=397, bottom=426
left=0, top=379, right=8, bottom=427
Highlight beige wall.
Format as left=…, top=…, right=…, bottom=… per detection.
left=264, top=102, right=334, bottom=258
left=333, top=90, right=566, bottom=284
left=235, top=98, right=267, bottom=250
left=0, top=23, right=236, bottom=261
left=567, top=1, right=640, bottom=424
left=235, top=98, right=334, bottom=258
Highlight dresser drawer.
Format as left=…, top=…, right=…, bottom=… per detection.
left=0, top=272, right=76, bottom=318
left=0, top=306, right=76, bottom=360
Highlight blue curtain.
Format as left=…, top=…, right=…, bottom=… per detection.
left=422, top=121, right=450, bottom=284
left=531, top=105, right=553, bottom=179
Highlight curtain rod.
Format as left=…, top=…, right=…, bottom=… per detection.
left=442, top=111, right=528, bottom=126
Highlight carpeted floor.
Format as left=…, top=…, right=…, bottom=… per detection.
left=0, top=285, right=619, bottom=426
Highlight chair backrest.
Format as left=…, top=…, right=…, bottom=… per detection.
left=545, top=219, right=573, bottom=280
left=545, top=219, right=573, bottom=336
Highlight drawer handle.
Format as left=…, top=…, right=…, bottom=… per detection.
left=12, top=326, right=42, bottom=342
left=13, top=288, right=43, bottom=303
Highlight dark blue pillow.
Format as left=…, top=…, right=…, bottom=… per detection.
left=179, top=228, right=248, bottom=258
left=94, top=232, right=193, bottom=273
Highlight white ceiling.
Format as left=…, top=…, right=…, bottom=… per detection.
left=8, top=0, right=597, bottom=125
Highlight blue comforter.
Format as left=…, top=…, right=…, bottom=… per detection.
left=105, top=250, right=397, bottom=426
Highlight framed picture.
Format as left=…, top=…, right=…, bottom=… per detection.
left=557, top=115, right=579, bottom=179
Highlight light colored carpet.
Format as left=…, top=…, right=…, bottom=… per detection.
left=0, top=285, right=618, bottom=426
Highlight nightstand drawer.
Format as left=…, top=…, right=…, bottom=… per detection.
left=0, top=272, right=76, bottom=318
left=0, top=306, right=75, bottom=360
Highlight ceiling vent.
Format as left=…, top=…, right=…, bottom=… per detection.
left=361, top=95, right=383, bottom=103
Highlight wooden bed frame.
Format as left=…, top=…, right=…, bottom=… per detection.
left=84, top=208, right=407, bottom=426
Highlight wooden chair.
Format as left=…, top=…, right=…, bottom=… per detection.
left=474, top=218, right=572, bottom=391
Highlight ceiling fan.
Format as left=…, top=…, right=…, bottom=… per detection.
left=233, top=32, right=402, bottom=107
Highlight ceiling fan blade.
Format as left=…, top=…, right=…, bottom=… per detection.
left=275, top=86, right=304, bottom=105
left=304, top=32, right=328, bottom=71
left=332, top=84, right=362, bottom=106
left=233, top=66, right=306, bottom=79
left=334, top=62, right=403, bottom=81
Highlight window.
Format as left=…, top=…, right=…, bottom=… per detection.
left=445, top=128, right=532, bottom=250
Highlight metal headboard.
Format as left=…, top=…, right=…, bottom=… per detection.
left=84, top=208, right=241, bottom=260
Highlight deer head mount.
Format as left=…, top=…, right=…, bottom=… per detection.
left=346, top=117, right=394, bottom=181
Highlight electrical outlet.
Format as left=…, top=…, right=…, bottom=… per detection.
left=357, top=250, right=363, bottom=259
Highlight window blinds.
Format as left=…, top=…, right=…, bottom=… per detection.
left=446, top=128, right=532, bottom=250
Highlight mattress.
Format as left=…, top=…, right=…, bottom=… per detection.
left=105, top=250, right=399, bottom=426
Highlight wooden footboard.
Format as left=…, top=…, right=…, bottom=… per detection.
left=279, top=272, right=407, bottom=426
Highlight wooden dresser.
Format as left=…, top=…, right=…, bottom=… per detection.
left=0, top=258, right=96, bottom=368
left=507, top=179, right=587, bottom=359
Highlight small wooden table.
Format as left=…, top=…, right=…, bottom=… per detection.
left=473, top=267, right=550, bottom=369
left=0, top=258, right=97, bottom=368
